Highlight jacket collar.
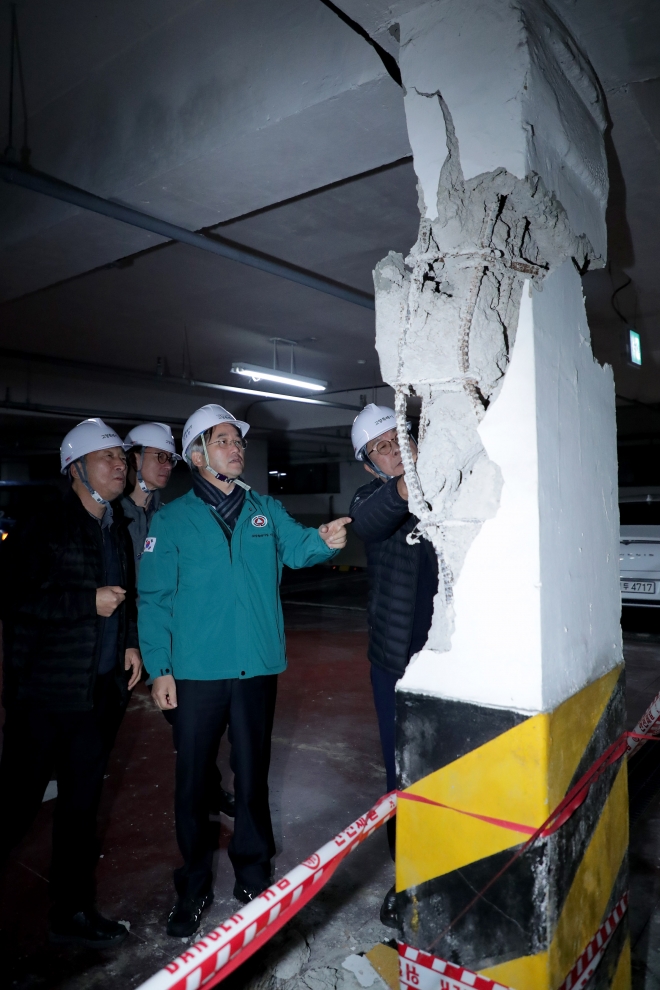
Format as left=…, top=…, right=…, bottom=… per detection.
left=121, top=488, right=161, bottom=517
left=65, top=485, right=127, bottom=527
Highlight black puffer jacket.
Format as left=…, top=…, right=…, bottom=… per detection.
left=1, top=488, right=138, bottom=712
left=350, top=476, right=436, bottom=677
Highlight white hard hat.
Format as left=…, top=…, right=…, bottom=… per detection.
left=351, top=404, right=398, bottom=461
left=182, top=404, right=249, bottom=464
left=124, top=422, right=182, bottom=460
left=60, top=418, right=127, bottom=474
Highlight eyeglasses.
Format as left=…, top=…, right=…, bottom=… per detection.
left=147, top=450, right=176, bottom=467
left=367, top=437, right=402, bottom=457
left=207, top=438, right=248, bottom=450
left=151, top=451, right=177, bottom=466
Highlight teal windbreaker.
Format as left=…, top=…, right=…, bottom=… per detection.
left=137, top=488, right=337, bottom=681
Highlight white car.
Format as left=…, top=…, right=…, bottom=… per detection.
left=619, top=489, right=660, bottom=613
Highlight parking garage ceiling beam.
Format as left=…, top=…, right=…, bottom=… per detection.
left=0, top=162, right=375, bottom=311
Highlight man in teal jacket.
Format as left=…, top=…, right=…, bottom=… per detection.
left=138, top=403, right=350, bottom=937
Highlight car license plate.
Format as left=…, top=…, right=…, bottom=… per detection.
left=621, top=580, right=657, bottom=594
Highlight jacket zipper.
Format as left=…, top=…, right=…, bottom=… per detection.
left=210, top=509, right=233, bottom=562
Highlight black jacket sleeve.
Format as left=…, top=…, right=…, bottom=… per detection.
left=3, top=515, right=97, bottom=623
left=350, top=477, right=412, bottom=543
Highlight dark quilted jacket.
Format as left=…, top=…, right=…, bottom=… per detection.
left=350, top=476, right=428, bottom=677
left=1, top=488, right=138, bottom=712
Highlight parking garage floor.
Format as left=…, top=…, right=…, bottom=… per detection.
left=3, top=575, right=660, bottom=990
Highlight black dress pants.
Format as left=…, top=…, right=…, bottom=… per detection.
left=161, top=708, right=227, bottom=814
left=0, top=672, right=126, bottom=914
left=370, top=664, right=399, bottom=860
left=170, top=675, right=277, bottom=899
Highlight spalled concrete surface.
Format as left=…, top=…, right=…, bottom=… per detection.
left=407, top=264, right=621, bottom=714
left=373, top=0, right=616, bottom=699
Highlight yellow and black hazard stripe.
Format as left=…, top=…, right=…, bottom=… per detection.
left=395, top=664, right=629, bottom=990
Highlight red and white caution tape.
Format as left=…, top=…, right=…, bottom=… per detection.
left=136, top=793, right=396, bottom=990
left=398, top=943, right=514, bottom=990
left=398, top=892, right=628, bottom=990
left=628, top=688, right=660, bottom=755
left=398, top=730, right=632, bottom=845
left=555, top=892, right=628, bottom=990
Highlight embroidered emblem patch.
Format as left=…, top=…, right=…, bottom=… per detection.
left=251, top=514, right=268, bottom=528
left=143, top=537, right=157, bottom=552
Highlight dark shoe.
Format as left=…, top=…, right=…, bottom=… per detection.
left=49, top=908, right=128, bottom=948
left=209, top=788, right=236, bottom=821
left=167, top=892, right=213, bottom=938
left=218, top=788, right=235, bottom=819
left=233, top=880, right=269, bottom=904
left=380, top=885, right=400, bottom=930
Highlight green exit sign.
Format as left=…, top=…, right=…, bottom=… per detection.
left=629, top=328, right=642, bottom=366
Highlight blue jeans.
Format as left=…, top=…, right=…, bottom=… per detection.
left=370, top=665, right=399, bottom=859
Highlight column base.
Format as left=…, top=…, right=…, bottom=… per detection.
left=395, top=665, right=629, bottom=990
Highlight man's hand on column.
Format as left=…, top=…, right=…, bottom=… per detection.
left=96, top=585, right=126, bottom=616
left=152, top=674, right=178, bottom=710
left=318, top=516, right=352, bottom=550
left=124, top=648, right=143, bottom=690
left=397, top=475, right=409, bottom=501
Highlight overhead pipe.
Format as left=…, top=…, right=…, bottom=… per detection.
left=0, top=161, right=376, bottom=310
left=0, top=398, right=188, bottom=426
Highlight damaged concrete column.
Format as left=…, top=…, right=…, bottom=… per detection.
left=374, top=1, right=628, bottom=987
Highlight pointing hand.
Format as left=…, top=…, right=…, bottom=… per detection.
left=319, top=516, right=352, bottom=550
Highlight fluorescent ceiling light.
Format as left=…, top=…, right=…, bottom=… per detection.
left=231, top=362, right=327, bottom=392
left=189, top=378, right=360, bottom=411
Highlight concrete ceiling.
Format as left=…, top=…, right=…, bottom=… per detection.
left=2, top=158, right=419, bottom=388
left=0, top=0, right=659, bottom=465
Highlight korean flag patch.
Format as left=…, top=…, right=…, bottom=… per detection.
left=144, top=537, right=157, bottom=553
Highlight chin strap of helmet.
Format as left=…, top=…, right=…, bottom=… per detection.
left=136, top=447, right=154, bottom=497
left=72, top=456, right=112, bottom=511
left=363, top=451, right=394, bottom=481
left=200, top=434, right=251, bottom=491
